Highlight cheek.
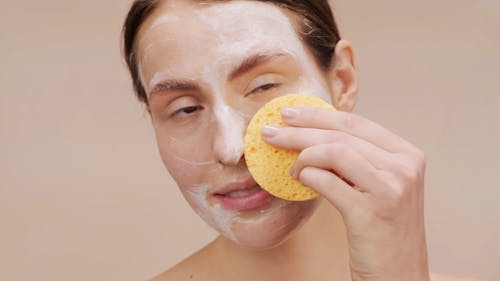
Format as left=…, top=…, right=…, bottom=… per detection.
left=155, top=131, right=220, bottom=186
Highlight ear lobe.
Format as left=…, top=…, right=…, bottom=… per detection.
left=328, top=40, right=358, bottom=112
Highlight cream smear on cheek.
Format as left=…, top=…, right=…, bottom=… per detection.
left=143, top=2, right=334, bottom=244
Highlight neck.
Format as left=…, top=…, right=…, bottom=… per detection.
left=212, top=200, right=351, bottom=281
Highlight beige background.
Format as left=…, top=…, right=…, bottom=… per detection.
left=1, top=0, right=499, bottom=280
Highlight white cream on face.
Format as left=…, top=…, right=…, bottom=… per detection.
left=138, top=1, right=333, bottom=247
left=184, top=181, right=312, bottom=247
left=141, top=1, right=331, bottom=100
left=194, top=1, right=332, bottom=103
left=140, top=1, right=331, bottom=163
left=186, top=184, right=238, bottom=241
left=212, top=102, right=246, bottom=164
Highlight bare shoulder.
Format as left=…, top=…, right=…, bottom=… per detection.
left=148, top=241, right=217, bottom=281
left=430, top=273, right=487, bottom=281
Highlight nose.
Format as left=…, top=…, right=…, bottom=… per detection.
left=212, top=105, right=246, bottom=166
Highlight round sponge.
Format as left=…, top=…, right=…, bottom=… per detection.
left=244, top=94, right=335, bottom=201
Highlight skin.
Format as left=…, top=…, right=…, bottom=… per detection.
left=132, top=1, right=486, bottom=281
left=139, top=0, right=329, bottom=249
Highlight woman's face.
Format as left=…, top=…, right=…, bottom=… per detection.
left=136, top=0, right=335, bottom=249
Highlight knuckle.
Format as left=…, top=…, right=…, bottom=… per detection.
left=408, top=147, right=427, bottom=168
left=324, top=133, right=338, bottom=144
left=400, top=164, right=420, bottom=182
left=393, top=155, right=425, bottom=185
left=329, top=130, right=347, bottom=143
left=340, top=112, right=360, bottom=130
left=326, top=142, right=348, bottom=158
left=384, top=177, right=406, bottom=199
left=274, top=126, right=288, bottom=140
left=414, top=149, right=427, bottom=168
left=388, top=184, right=407, bottom=202
left=306, top=107, right=323, bottom=123
left=281, top=127, right=299, bottom=143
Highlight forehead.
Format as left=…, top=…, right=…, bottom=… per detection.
left=138, top=1, right=300, bottom=50
left=136, top=1, right=308, bottom=86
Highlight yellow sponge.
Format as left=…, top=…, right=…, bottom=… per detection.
left=244, top=94, right=335, bottom=201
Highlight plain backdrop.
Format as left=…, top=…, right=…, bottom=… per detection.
left=1, top=1, right=499, bottom=280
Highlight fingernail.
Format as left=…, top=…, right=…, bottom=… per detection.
left=261, top=125, right=279, bottom=138
left=281, top=107, right=299, bottom=120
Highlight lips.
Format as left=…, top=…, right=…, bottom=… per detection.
left=212, top=178, right=274, bottom=211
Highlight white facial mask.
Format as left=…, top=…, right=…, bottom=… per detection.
left=184, top=181, right=319, bottom=246
left=137, top=1, right=331, bottom=247
left=139, top=1, right=331, bottom=165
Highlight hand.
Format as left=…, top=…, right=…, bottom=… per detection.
left=261, top=106, right=430, bottom=281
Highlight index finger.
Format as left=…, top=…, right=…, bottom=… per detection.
left=281, top=107, right=415, bottom=153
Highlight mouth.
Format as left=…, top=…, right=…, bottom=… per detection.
left=212, top=178, right=274, bottom=211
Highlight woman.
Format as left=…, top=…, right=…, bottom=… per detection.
left=122, top=0, right=482, bottom=280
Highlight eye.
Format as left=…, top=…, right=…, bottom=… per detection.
left=172, top=105, right=204, bottom=118
left=244, top=73, right=284, bottom=97
left=246, top=83, right=281, bottom=96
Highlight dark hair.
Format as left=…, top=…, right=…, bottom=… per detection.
left=122, top=0, right=341, bottom=105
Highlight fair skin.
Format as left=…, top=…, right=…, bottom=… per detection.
left=133, top=1, right=484, bottom=281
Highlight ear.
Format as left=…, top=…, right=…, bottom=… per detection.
left=326, top=40, right=358, bottom=112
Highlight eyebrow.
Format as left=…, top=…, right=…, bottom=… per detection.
left=228, top=52, right=286, bottom=81
left=149, top=79, right=200, bottom=97
left=149, top=52, right=287, bottom=97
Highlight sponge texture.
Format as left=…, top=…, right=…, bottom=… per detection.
left=244, top=94, right=335, bottom=201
